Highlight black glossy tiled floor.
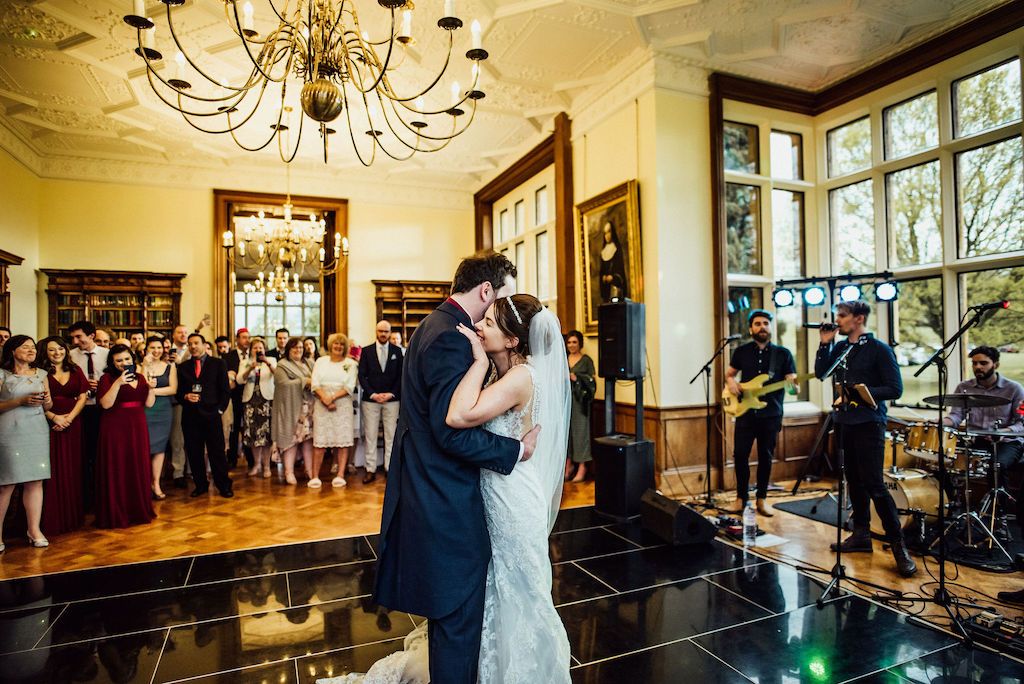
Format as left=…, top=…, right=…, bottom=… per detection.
left=1, top=506, right=1022, bottom=683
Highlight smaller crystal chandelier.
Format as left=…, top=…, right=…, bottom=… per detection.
left=223, top=160, right=349, bottom=291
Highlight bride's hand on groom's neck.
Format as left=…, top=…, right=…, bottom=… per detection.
left=520, top=424, right=541, bottom=461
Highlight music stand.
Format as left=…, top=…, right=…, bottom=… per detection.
left=689, top=335, right=735, bottom=510
left=795, top=342, right=898, bottom=608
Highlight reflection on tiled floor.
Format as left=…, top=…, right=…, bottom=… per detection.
left=0, top=506, right=1021, bottom=683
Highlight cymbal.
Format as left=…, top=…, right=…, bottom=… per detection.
left=959, top=427, right=1023, bottom=438
left=922, top=393, right=1011, bottom=409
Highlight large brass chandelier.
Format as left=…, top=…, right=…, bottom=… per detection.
left=124, top=0, right=488, bottom=164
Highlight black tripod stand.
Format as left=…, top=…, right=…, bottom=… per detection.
left=898, top=307, right=997, bottom=640
left=795, top=343, right=898, bottom=608
left=689, top=335, right=738, bottom=510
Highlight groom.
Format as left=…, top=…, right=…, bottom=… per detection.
left=375, top=253, right=540, bottom=684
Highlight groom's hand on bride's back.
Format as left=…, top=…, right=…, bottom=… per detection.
left=520, top=424, right=541, bottom=461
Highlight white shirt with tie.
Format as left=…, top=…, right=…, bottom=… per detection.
left=70, top=345, right=110, bottom=405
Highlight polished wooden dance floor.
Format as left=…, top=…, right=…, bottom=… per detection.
left=0, top=471, right=1022, bottom=682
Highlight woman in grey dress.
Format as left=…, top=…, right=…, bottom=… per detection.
left=565, top=330, right=596, bottom=483
left=0, top=335, right=53, bottom=551
left=141, top=336, right=176, bottom=500
left=272, top=337, right=314, bottom=485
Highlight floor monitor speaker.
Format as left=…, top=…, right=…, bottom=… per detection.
left=640, top=489, right=717, bottom=546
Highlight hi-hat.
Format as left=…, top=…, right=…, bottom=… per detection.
left=922, top=393, right=1011, bottom=409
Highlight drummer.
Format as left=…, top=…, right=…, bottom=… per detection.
left=942, top=346, right=1024, bottom=474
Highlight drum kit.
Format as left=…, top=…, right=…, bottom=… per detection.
left=884, top=393, right=1018, bottom=562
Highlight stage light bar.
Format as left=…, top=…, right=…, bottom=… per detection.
left=772, top=288, right=795, bottom=307
left=875, top=281, right=899, bottom=302
left=803, top=286, right=827, bottom=307
left=838, top=284, right=862, bottom=303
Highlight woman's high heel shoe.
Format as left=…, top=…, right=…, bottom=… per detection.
left=27, top=536, right=49, bottom=548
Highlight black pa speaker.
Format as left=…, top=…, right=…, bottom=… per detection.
left=598, top=299, right=645, bottom=380
left=592, top=434, right=655, bottom=521
left=640, top=489, right=717, bottom=546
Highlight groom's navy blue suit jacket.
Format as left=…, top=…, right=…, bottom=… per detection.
left=374, top=300, right=521, bottom=619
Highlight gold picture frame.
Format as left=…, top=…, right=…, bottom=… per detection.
left=577, top=180, right=642, bottom=333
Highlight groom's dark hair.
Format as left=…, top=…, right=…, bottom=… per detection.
left=451, top=252, right=517, bottom=295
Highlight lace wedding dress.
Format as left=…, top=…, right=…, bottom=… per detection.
left=320, top=353, right=572, bottom=684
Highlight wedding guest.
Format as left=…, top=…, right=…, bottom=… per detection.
left=168, top=324, right=190, bottom=489
left=214, top=336, right=234, bottom=455
left=0, top=326, right=10, bottom=346
left=0, top=335, right=52, bottom=550
left=237, top=337, right=276, bottom=477
left=128, top=331, right=146, bottom=349
left=96, top=344, right=156, bottom=528
left=272, top=337, right=314, bottom=485
left=389, top=331, right=405, bottom=350
left=141, top=336, right=176, bottom=500
left=94, top=328, right=113, bottom=348
left=268, top=328, right=290, bottom=359
left=565, top=330, right=596, bottom=482
left=176, top=333, right=234, bottom=498
left=114, top=336, right=131, bottom=348
left=226, top=328, right=252, bottom=470
left=311, top=333, right=358, bottom=488
left=304, top=337, right=321, bottom=361
left=358, top=321, right=402, bottom=483
left=37, top=336, right=88, bottom=536
left=68, top=320, right=109, bottom=510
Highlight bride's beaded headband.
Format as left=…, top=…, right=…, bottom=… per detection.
left=506, top=296, right=523, bottom=325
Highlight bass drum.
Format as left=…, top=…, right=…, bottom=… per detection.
left=870, top=468, right=940, bottom=537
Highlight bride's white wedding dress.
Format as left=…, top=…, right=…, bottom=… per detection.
left=321, top=311, right=572, bottom=684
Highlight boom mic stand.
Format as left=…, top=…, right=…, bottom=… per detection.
left=689, top=335, right=735, bottom=510
left=794, top=342, right=898, bottom=608
left=899, top=306, right=996, bottom=640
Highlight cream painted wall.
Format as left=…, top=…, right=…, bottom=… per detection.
left=572, top=87, right=715, bottom=408
left=0, top=145, right=474, bottom=341
left=0, top=148, right=41, bottom=336
left=346, top=201, right=473, bottom=343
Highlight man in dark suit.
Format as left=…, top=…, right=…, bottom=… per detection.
left=358, top=319, right=403, bottom=484
left=374, top=253, right=540, bottom=684
left=176, top=333, right=234, bottom=498
left=223, top=328, right=252, bottom=470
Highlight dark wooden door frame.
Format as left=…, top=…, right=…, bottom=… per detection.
left=213, top=189, right=349, bottom=341
left=473, top=112, right=576, bottom=330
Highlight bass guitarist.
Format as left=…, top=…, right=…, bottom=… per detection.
left=726, top=309, right=798, bottom=517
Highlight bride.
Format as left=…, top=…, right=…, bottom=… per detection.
left=321, top=294, right=571, bottom=683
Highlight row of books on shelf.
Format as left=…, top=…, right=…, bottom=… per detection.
left=56, top=295, right=175, bottom=308
left=93, top=311, right=143, bottom=327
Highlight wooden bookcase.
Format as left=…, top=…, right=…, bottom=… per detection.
left=373, top=279, right=451, bottom=343
left=43, top=269, right=185, bottom=339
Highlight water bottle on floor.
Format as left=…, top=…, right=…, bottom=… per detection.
left=742, top=501, right=757, bottom=547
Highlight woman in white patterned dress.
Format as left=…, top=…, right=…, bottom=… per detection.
left=320, top=294, right=571, bottom=684
left=310, top=333, right=358, bottom=488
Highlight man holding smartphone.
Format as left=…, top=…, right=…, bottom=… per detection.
left=176, top=333, right=234, bottom=499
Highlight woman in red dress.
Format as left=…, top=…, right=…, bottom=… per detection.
left=37, top=336, right=88, bottom=536
left=95, top=344, right=156, bottom=529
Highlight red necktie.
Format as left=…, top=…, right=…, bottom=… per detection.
left=194, top=358, right=201, bottom=379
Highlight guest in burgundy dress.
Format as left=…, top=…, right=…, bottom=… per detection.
left=37, top=336, right=89, bottom=536
left=95, top=344, right=156, bottom=529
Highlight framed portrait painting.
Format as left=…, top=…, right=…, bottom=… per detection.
left=577, top=180, right=642, bottom=333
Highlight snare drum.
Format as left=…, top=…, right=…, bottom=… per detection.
left=883, top=433, right=917, bottom=470
left=870, top=468, right=940, bottom=537
left=905, top=422, right=958, bottom=463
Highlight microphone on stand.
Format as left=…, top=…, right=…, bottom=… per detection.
left=724, top=334, right=742, bottom=341
left=968, top=300, right=1010, bottom=312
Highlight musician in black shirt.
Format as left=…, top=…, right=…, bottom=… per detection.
left=815, top=300, right=916, bottom=577
left=725, top=309, right=797, bottom=517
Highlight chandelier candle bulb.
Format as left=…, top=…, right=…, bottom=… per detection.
left=444, top=0, right=455, bottom=18
left=342, top=237, right=350, bottom=255
left=451, top=81, right=459, bottom=106
left=222, top=231, right=233, bottom=248
left=471, top=20, right=481, bottom=49
left=257, top=244, right=265, bottom=258
left=319, top=247, right=326, bottom=262
left=400, top=10, right=412, bottom=39
left=133, top=0, right=145, bottom=18
left=242, top=1, right=254, bottom=31
left=334, top=232, right=341, bottom=247
left=143, top=24, right=155, bottom=50
left=174, top=51, right=186, bottom=80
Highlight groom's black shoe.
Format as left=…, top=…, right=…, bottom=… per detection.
left=363, top=473, right=377, bottom=485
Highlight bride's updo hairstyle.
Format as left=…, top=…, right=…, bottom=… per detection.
left=494, top=294, right=543, bottom=356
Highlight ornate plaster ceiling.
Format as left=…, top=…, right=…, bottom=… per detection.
left=0, top=0, right=1011, bottom=196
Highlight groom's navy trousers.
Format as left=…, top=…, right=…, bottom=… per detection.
left=374, top=299, right=520, bottom=684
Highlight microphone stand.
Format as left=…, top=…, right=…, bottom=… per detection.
left=689, top=336, right=735, bottom=510
left=794, top=341, right=898, bottom=608
left=899, top=306, right=993, bottom=640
